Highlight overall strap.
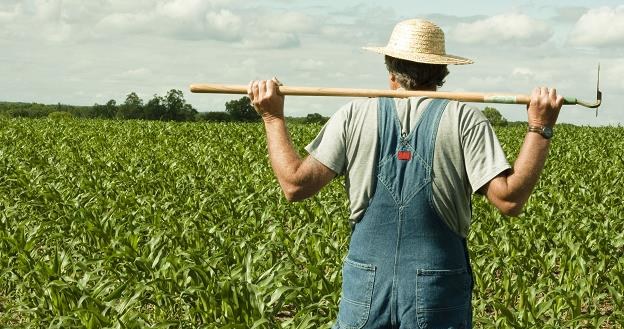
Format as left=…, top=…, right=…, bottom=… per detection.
left=409, top=98, right=449, bottom=168
left=377, top=97, right=449, bottom=165
left=376, top=97, right=402, bottom=162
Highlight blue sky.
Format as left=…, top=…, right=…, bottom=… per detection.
left=1, top=0, right=622, bottom=125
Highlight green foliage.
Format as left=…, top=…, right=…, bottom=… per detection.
left=47, top=111, right=73, bottom=120
left=0, top=102, right=92, bottom=118
left=198, top=111, right=232, bottom=122
left=93, top=100, right=117, bottom=118
left=225, top=97, right=260, bottom=122
left=117, top=92, right=144, bottom=119
left=304, top=113, right=329, bottom=124
left=1, top=90, right=197, bottom=122
left=0, top=120, right=622, bottom=328
left=483, top=107, right=508, bottom=126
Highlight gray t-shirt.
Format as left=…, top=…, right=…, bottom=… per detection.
left=305, top=97, right=511, bottom=238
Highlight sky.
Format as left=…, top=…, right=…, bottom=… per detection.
left=1, top=0, right=623, bottom=125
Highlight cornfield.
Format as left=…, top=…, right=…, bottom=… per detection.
left=0, top=117, right=622, bottom=328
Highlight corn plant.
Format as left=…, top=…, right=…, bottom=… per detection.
left=0, top=117, right=622, bottom=328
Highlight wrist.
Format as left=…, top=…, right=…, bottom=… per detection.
left=527, top=125, right=554, bottom=140
left=262, top=114, right=285, bottom=125
left=528, top=119, right=554, bottom=129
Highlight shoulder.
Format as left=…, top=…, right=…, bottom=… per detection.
left=441, top=101, right=489, bottom=135
left=330, top=98, right=379, bottom=124
left=339, top=98, right=379, bottom=114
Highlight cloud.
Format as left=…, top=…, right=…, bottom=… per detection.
left=258, top=11, right=317, bottom=33
left=156, top=0, right=209, bottom=19
left=118, top=68, right=152, bottom=78
left=291, top=59, right=324, bottom=71
left=204, top=9, right=242, bottom=41
left=240, top=31, right=300, bottom=49
left=96, top=12, right=153, bottom=34
left=553, top=6, right=588, bottom=23
left=451, top=14, right=553, bottom=46
left=511, top=68, right=537, bottom=80
left=568, top=6, right=624, bottom=48
left=1, top=0, right=247, bottom=43
left=0, top=3, right=19, bottom=22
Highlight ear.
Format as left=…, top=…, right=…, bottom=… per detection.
left=388, top=73, right=400, bottom=90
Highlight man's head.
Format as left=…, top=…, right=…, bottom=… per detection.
left=364, top=19, right=472, bottom=90
left=385, top=55, right=449, bottom=90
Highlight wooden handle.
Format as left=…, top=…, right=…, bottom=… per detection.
left=190, top=83, right=534, bottom=105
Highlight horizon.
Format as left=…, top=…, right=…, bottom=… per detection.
left=1, top=0, right=622, bottom=125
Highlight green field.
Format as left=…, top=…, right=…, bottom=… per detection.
left=0, top=117, right=623, bottom=328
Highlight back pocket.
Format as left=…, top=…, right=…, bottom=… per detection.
left=337, top=259, right=376, bottom=329
left=416, top=268, right=472, bottom=329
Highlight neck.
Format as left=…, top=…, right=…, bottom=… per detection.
left=391, top=84, right=437, bottom=92
left=408, top=85, right=437, bottom=92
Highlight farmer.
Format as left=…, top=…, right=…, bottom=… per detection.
left=248, top=18, right=563, bottom=329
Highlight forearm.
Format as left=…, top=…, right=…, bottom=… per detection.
left=502, top=132, right=551, bottom=208
left=249, top=78, right=336, bottom=201
left=484, top=87, right=562, bottom=216
left=263, top=118, right=304, bottom=195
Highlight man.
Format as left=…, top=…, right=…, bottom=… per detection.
left=248, top=18, right=562, bottom=329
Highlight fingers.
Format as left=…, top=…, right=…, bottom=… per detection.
left=267, top=79, right=276, bottom=96
left=549, top=88, right=564, bottom=110
left=246, top=79, right=285, bottom=119
left=247, top=81, right=254, bottom=101
left=549, top=87, right=557, bottom=101
left=527, top=86, right=562, bottom=127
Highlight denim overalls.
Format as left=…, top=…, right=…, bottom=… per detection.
left=333, top=98, right=473, bottom=329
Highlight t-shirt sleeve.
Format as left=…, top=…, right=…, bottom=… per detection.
left=462, top=109, right=511, bottom=193
left=304, top=103, right=350, bottom=175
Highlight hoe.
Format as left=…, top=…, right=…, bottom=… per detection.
left=190, top=66, right=602, bottom=116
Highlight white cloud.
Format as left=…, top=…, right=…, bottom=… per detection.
left=204, top=9, right=242, bottom=41
left=291, top=59, right=324, bottom=71
left=258, top=11, right=316, bottom=33
left=156, top=0, right=209, bottom=19
left=568, top=6, right=624, bottom=48
left=240, top=31, right=300, bottom=49
left=510, top=67, right=553, bottom=83
left=511, top=68, right=536, bottom=80
left=0, top=3, right=19, bottom=22
left=451, top=14, right=553, bottom=46
left=118, top=68, right=152, bottom=78
left=96, top=12, right=153, bottom=34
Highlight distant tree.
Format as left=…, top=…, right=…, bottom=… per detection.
left=164, top=89, right=197, bottom=121
left=304, top=113, right=329, bottom=124
left=144, top=95, right=165, bottom=120
left=482, top=107, right=508, bottom=126
left=93, top=100, right=117, bottom=118
left=198, top=111, right=231, bottom=122
left=118, top=92, right=144, bottom=119
left=225, top=97, right=260, bottom=122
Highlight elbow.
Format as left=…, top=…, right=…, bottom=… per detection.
left=498, top=201, right=524, bottom=217
left=282, top=184, right=308, bottom=202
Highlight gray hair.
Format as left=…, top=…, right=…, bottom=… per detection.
left=384, top=55, right=449, bottom=90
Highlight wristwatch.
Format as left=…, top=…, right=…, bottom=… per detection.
left=528, top=125, right=554, bottom=140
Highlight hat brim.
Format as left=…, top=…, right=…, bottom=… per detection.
left=363, top=46, right=474, bottom=65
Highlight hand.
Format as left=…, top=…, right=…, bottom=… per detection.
left=247, top=78, right=285, bottom=122
left=527, top=87, right=564, bottom=128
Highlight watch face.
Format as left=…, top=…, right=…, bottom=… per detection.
left=543, top=127, right=553, bottom=139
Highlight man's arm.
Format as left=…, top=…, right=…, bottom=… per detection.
left=248, top=79, right=336, bottom=202
left=480, top=87, right=563, bottom=216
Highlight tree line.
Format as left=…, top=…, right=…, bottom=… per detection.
left=2, top=93, right=511, bottom=126
left=0, top=92, right=330, bottom=124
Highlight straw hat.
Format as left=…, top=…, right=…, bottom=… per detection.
left=363, top=19, right=473, bottom=65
